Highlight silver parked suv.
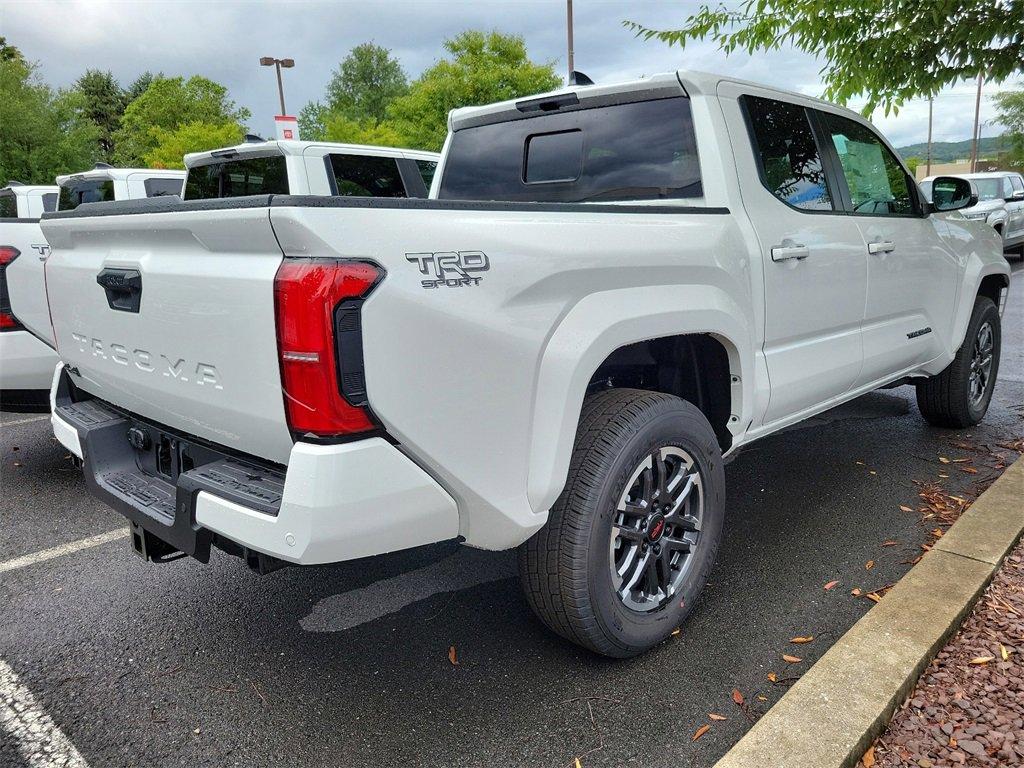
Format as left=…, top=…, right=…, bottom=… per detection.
left=922, top=171, right=1024, bottom=255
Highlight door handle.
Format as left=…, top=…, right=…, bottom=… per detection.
left=770, top=242, right=809, bottom=262
left=868, top=240, right=896, bottom=254
left=96, top=268, right=143, bottom=313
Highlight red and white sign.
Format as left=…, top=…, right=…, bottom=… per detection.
left=274, top=115, right=299, bottom=141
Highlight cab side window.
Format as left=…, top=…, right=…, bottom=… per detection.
left=741, top=95, right=833, bottom=212
left=818, top=112, right=917, bottom=216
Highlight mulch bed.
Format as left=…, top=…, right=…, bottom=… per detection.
left=866, top=538, right=1024, bottom=767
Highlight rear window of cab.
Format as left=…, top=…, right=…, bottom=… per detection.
left=184, top=155, right=289, bottom=199
left=438, top=97, right=703, bottom=203
left=58, top=179, right=115, bottom=211
left=0, top=193, right=16, bottom=218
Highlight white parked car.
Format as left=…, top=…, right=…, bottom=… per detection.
left=921, top=171, right=1024, bottom=255
left=0, top=183, right=59, bottom=411
left=41, top=71, right=1009, bottom=656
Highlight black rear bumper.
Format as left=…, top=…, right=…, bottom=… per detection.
left=54, top=373, right=286, bottom=563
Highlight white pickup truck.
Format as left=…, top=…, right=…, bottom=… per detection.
left=0, top=183, right=59, bottom=411
left=41, top=71, right=1010, bottom=657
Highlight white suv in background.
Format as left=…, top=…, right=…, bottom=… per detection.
left=922, top=171, right=1024, bottom=255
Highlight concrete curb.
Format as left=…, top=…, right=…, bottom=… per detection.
left=714, top=456, right=1024, bottom=768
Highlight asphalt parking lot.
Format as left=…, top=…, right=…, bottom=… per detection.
left=2, top=263, right=1021, bottom=768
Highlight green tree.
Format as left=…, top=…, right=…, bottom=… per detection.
left=0, top=59, right=98, bottom=185
left=126, top=71, right=158, bottom=102
left=626, top=1, right=1024, bottom=115
left=74, top=69, right=127, bottom=161
left=298, top=101, right=328, bottom=141
left=993, top=86, right=1024, bottom=165
left=143, top=121, right=245, bottom=169
left=113, top=75, right=250, bottom=165
left=325, top=43, right=408, bottom=122
left=0, top=37, right=26, bottom=66
left=323, top=114, right=406, bottom=147
left=387, top=30, right=561, bottom=151
left=905, top=156, right=922, bottom=176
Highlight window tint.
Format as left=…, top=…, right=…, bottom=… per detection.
left=41, top=193, right=57, bottom=212
left=416, top=160, right=437, bottom=191
left=144, top=177, right=183, bottom=197
left=742, top=96, right=832, bottom=211
left=0, top=193, right=16, bottom=218
left=328, top=154, right=406, bottom=197
left=58, top=179, right=115, bottom=211
left=184, top=156, right=289, bottom=199
left=439, top=97, right=702, bottom=203
left=819, top=113, right=916, bottom=216
left=1010, top=175, right=1024, bottom=193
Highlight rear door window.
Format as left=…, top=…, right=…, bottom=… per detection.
left=144, top=177, right=184, bottom=197
left=42, top=193, right=57, bottom=212
left=1010, top=175, right=1024, bottom=194
left=438, top=97, right=702, bottom=203
left=0, top=193, right=17, bottom=218
left=741, top=96, right=833, bottom=212
left=184, top=155, right=289, bottom=199
left=58, top=179, right=116, bottom=211
left=327, top=154, right=407, bottom=197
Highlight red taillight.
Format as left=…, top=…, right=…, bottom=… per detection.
left=273, top=259, right=381, bottom=437
left=0, top=246, right=23, bottom=332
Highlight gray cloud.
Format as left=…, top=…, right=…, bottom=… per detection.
left=4, top=0, right=1012, bottom=148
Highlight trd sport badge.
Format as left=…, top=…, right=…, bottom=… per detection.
left=405, top=250, right=490, bottom=289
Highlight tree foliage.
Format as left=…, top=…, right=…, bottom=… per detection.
left=993, top=86, right=1024, bottom=165
left=113, top=75, right=250, bottom=165
left=325, top=43, right=408, bottom=123
left=298, top=101, right=329, bottom=141
left=387, top=30, right=561, bottom=151
left=74, top=69, right=127, bottom=160
left=323, top=114, right=407, bottom=147
left=626, top=1, right=1024, bottom=115
left=143, top=121, right=245, bottom=169
left=0, top=59, right=99, bottom=186
left=0, top=37, right=26, bottom=66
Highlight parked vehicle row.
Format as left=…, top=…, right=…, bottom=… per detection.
left=0, top=143, right=440, bottom=411
left=32, top=70, right=1010, bottom=657
left=921, top=171, right=1024, bottom=255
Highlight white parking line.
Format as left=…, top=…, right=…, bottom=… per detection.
left=0, top=529, right=129, bottom=575
left=1, top=415, right=50, bottom=428
left=301, top=548, right=516, bottom=632
left=0, top=658, right=90, bottom=767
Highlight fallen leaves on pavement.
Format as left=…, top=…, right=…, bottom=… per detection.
left=731, top=688, right=744, bottom=706
left=447, top=645, right=459, bottom=666
left=692, top=724, right=710, bottom=742
left=824, top=580, right=839, bottom=590
left=789, top=636, right=814, bottom=644
left=782, top=654, right=802, bottom=664
left=708, top=713, right=727, bottom=721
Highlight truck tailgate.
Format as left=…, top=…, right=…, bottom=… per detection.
left=41, top=201, right=294, bottom=464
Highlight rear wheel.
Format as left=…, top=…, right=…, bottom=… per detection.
left=518, top=388, right=725, bottom=657
left=916, top=296, right=1000, bottom=428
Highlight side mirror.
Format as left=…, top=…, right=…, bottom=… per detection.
left=930, top=176, right=978, bottom=213
left=1007, top=190, right=1024, bottom=202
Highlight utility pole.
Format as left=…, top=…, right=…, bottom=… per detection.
left=566, top=0, right=575, bottom=79
left=259, top=56, right=295, bottom=116
left=969, top=71, right=983, bottom=173
left=925, top=96, right=933, bottom=177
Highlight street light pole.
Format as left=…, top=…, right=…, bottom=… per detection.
left=259, top=56, right=295, bottom=116
left=566, top=0, right=574, bottom=79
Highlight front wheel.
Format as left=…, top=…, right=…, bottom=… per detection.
left=916, top=295, right=1001, bottom=428
left=518, top=388, right=725, bottom=657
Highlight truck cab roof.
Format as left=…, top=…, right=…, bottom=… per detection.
left=448, top=69, right=865, bottom=132
left=184, top=140, right=439, bottom=168
left=55, top=166, right=186, bottom=186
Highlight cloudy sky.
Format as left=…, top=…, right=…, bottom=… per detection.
left=3, top=0, right=1014, bottom=149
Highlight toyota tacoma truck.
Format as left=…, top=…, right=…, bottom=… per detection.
left=40, top=71, right=1010, bottom=657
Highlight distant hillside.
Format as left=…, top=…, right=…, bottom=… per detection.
left=895, top=136, right=1007, bottom=163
